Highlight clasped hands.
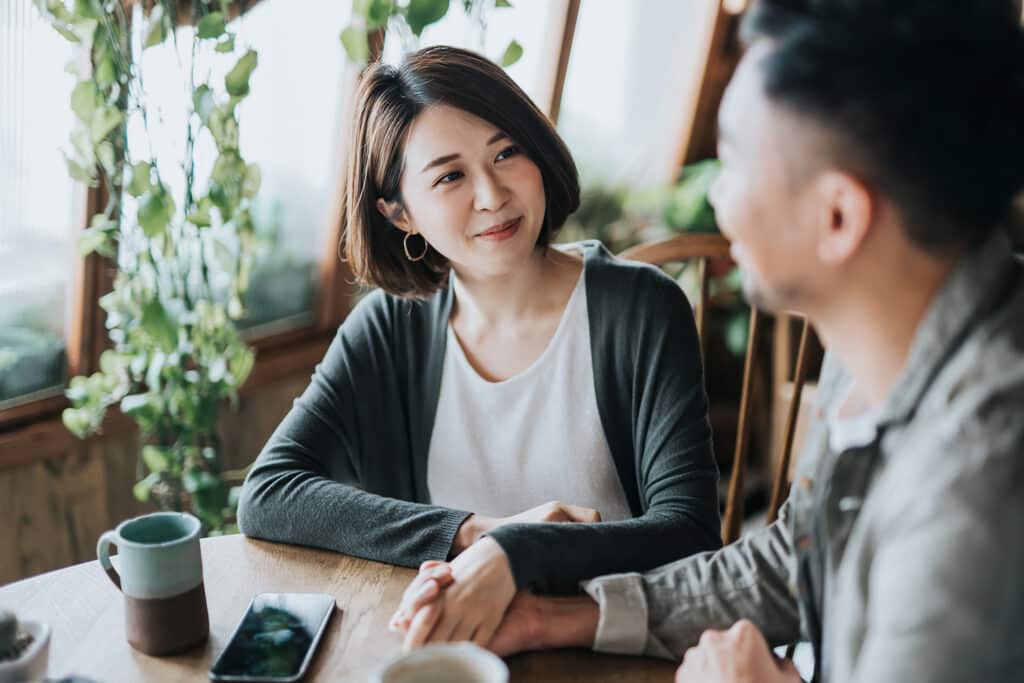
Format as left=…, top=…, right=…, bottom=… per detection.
left=388, top=501, right=801, bottom=683
left=388, top=501, right=600, bottom=653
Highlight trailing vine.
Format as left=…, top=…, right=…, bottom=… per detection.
left=35, top=0, right=261, bottom=533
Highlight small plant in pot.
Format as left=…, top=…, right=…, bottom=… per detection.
left=0, top=609, right=51, bottom=683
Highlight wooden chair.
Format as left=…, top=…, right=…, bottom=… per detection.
left=619, top=233, right=813, bottom=544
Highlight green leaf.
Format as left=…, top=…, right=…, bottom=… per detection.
left=405, top=0, right=449, bottom=36
left=214, top=33, right=235, bottom=53
left=355, top=0, right=395, bottom=29
left=143, top=5, right=167, bottom=48
left=66, top=375, right=90, bottom=404
left=89, top=106, right=123, bottom=144
left=145, top=348, right=166, bottom=393
left=242, top=163, right=261, bottom=198
left=211, top=152, right=244, bottom=192
left=71, top=80, right=100, bottom=123
left=224, top=49, right=258, bottom=98
left=64, top=153, right=96, bottom=184
left=140, top=299, right=179, bottom=351
left=183, top=468, right=220, bottom=493
left=74, top=0, right=102, bottom=19
left=133, top=472, right=160, bottom=503
left=70, top=128, right=95, bottom=165
left=228, top=347, right=255, bottom=387
left=96, top=140, right=115, bottom=176
left=52, top=22, right=81, bottom=43
left=197, top=12, right=226, bottom=39
left=208, top=106, right=239, bottom=150
left=94, top=53, right=116, bottom=86
left=98, top=350, right=126, bottom=376
left=62, top=407, right=92, bottom=438
left=495, top=0, right=512, bottom=7
left=121, top=393, right=156, bottom=416
left=64, top=57, right=81, bottom=76
left=192, top=84, right=215, bottom=125
left=127, top=161, right=152, bottom=197
left=188, top=196, right=215, bottom=227
left=79, top=227, right=110, bottom=255
left=725, top=310, right=750, bottom=356
left=142, top=445, right=171, bottom=474
left=339, top=25, right=369, bottom=63
left=138, top=187, right=175, bottom=237
left=499, top=39, right=523, bottom=67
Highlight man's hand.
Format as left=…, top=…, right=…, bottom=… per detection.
left=675, top=620, right=801, bottom=683
left=398, top=537, right=517, bottom=651
left=452, top=501, right=602, bottom=554
left=486, top=591, right=599, bottom=656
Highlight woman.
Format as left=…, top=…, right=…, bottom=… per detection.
left=236, top=45, right=720, bottom=650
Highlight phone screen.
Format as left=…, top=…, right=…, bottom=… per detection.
left=210, top=593, right=336, bottom=682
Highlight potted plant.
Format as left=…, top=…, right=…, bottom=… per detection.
left=0, top=609, right=50, bottom=683
left=35, top=0, right=260, bottom=534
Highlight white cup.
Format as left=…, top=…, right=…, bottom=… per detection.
left=374, top=643, right=509, bottom=683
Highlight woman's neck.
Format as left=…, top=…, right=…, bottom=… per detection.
left=450, top=246, right=582, bottom=330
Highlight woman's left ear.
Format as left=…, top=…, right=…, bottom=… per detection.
left=376, top=198, right=410, bottom=233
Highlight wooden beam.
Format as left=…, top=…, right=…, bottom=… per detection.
left=547, top=0, right=581, bottom=125
left=675, top=3, right=744, bottom=167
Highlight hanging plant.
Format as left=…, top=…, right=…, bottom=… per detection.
left=341, top=0, right=522, bottom=67
left=35, top=0, right=260, bottom=534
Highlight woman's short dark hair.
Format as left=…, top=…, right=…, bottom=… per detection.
left=342, top=45, right=580, bottom=299
left=741, top=0, right=1024, bottom=250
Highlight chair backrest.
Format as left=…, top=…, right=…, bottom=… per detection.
left=619, top=233, right=811, bottom=544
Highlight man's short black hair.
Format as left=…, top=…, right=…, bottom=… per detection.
left=741, top=0, right=1024, bottom=250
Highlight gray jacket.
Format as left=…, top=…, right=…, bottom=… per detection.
left=583, top=230, right=1024, bottom=683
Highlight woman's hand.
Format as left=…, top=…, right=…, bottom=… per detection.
left=452, top=501, right=602, bottom=554
left=397, top=537, right=517, bottom=651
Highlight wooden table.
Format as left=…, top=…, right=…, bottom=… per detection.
left=0, top=534, right=676, bottom=682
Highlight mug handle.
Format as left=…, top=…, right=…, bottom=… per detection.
left=97, top=530, right=122, bottom=590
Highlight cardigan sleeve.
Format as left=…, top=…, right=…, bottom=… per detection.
left=487, top=263, right=722, bottom=593
left=236, top=290, right=471, bottom=567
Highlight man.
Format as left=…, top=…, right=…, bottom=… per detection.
left=392, top=1, right=1024, bottom=681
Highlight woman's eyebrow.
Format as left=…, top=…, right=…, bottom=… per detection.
left=421, top=154, right=460, bottom=173
left=419, top=132, right=512, bottom=174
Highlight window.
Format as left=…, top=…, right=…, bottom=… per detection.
left=556, top=0, right=718, bottom=189
left=0, top=0, right=84, bottom=408
left=381, top=0, right=569, bottom=115
left=127, top=0, right=354, bottom=337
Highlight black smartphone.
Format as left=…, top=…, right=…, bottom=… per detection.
left=209, top=592, right=336, bottom=682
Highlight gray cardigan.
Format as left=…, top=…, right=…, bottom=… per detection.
left=237, top=240, right=721, bottom=593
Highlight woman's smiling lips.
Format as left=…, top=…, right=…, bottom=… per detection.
left=475, top=217, right=522, bottom=241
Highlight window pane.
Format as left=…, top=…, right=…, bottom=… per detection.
left=382, top=0, right=568, bottom=114
left=556, top=0, right=718, bottom=189
left=0, top=0, right=81, bottom=407
left=127, top=0, right=354, bottom=336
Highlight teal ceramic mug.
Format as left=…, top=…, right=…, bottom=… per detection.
left=97, top=512, right=209, bottom=656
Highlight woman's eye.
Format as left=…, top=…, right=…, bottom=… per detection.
left=435, top=170, right=463, bottom=186
left=496, top=145, right=520, bottom=162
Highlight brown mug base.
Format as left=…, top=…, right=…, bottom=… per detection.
left=125, top=581, right=210, bottom=657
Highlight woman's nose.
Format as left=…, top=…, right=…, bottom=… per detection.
left=473, top=170, right=510, bottom=213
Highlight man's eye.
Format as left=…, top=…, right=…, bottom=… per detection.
left=496, top=145, right=521, bottom=162
left=435, top=171, right=463, bottom=186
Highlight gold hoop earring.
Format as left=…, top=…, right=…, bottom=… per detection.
left=403, top=232, right=429, bottom=262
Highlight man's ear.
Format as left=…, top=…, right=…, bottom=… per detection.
left=376, top=198, right=411, bottom=233
left=814, top=170, right=873, bottom=265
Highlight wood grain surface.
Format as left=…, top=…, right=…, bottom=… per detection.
left=0, top=534, right=676, bottom=682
